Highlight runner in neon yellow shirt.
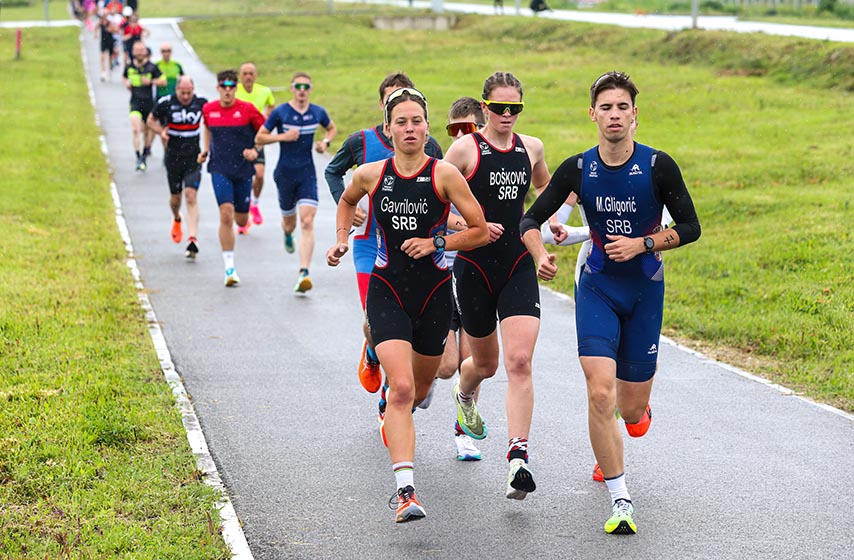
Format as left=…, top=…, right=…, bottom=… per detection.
left=155, top=42, right=184, bottom=98
left=236, top=62, right=277, bottom=229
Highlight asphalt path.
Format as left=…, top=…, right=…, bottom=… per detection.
left=345, top=0, right=854, bottom=43
left=81, top=22, right=853, bottom=560
left=7, top=3, right=854, bottom=42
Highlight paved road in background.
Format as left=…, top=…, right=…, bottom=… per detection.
left=7, top=3, right=854, bottom=42
left=348, top=0, right=854, bottom=42
left=80, top=21, right=853, bottom=560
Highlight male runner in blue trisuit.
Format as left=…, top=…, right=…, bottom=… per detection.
left=520, top=71, right=701, bottom=535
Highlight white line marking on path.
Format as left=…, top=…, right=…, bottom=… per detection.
left=170, top=20, right=199, bottom=60
left=544, top=287, right=854, bottom=423
left=78, top=31, right=255, bottom=560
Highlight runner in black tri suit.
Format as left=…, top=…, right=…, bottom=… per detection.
left=443, top=71, right=561, bottom=502
left=326, top=88, right=487, bottom=524
left=324, top=74, right=444, bottom=401
left=122, top=41, right=165, bottom=171
left=521, top=71, right=701, bottom=535
left=147, top=76, right=207, bottom=259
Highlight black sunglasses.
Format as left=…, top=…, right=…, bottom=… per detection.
left=219, top=81, right=237, bottom=89
left=483, top=99, right=525, bottom=116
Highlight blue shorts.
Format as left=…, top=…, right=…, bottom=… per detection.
left=352, top=228, right=378, bottom=276
left=274, top=165, right=318, bottom=216
left=575, top=270, right=664, bottom=382
left=211, top=173, right=252, bottom=213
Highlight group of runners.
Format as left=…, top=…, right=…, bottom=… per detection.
left=325, top=70, right=701, bottom=534
left=106, top=31, right=702, bottom=532
left=94, top=1, right=147, bottom=81
left=119, top=44, right=337, bottom=290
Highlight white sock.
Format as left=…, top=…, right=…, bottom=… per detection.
left=251, top=195, right=259, bottom=206
left=392, top=461, right=414, bottom=490
left=604, top=472, right=631, bottom=503
left=222, top=251, right=235, bottom=271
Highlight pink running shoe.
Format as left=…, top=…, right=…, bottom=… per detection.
left=250, top=203, right=263, bottom=225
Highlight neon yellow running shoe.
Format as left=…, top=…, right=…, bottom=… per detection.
left=604, top=499, right=637, bottom=535
left=452, top=382, right=486, bottom=440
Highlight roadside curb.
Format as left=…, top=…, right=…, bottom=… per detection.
left=78, top=30, right=254, bottom=560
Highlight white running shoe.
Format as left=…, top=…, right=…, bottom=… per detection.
left=455, top=434, right=482, bottom=461
left=224, top=267, right=240, bottom=287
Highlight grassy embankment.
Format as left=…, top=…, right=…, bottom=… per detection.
left=0, top=27, right=230, bottom=559
left=178, top=10, right=853, bottom=410
left=0, top=5, right=850, bottom=556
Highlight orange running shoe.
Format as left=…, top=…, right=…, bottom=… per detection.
left=390, top=485, right=425, bottom=523
left=592, top=462, right=604, bottom=482
left=237, top=220, right=251, bottom=235
left=171, top=217, right=182, bottom=243
left=625, top=405, right=652, bottom=438
left=358, top=340, right=382, bottom=393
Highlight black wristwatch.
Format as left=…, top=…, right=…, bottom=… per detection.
left=643, top=236, right=655, bottom=253
left=433, top=235, right=446, bottom=252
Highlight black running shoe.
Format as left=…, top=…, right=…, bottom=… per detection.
left=185, top=238, right=199, bottom=259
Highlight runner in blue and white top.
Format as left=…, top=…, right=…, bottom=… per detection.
left=256, top=72, right=337, bottom=294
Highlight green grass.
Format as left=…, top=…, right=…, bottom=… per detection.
left=0, top=0, right=71, bottom=22
left=179, top=11, right=853, bottom=411
left=0, top=6, right=851, bottom=556
left=3, top=0, right=854, bottom=27
left=0, top=27, right=230, bottom=559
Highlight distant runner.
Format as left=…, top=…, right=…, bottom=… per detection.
left=147, top=76, right=207, bottom=259
left=255, top=72, right=336, bottom=294
left=235, top=62, right=276, bottom=232
left=199, top=70, right=266, bottom=287
left=122, top=41, right=165, bottom=172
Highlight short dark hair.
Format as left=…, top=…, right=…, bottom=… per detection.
left=292, top=71, right=311, bottom=82
left=378, top=72, right=414, bottom=101
left=590, top=71, right=638, bottom=107
left=449, top=96, right=485, bottom=125
left=217, top=69, right=238, bottom=83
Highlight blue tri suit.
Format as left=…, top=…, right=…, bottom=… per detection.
left=264, top=102, right=331, bottom=215
left=520, top=142, right=701, bottom=382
